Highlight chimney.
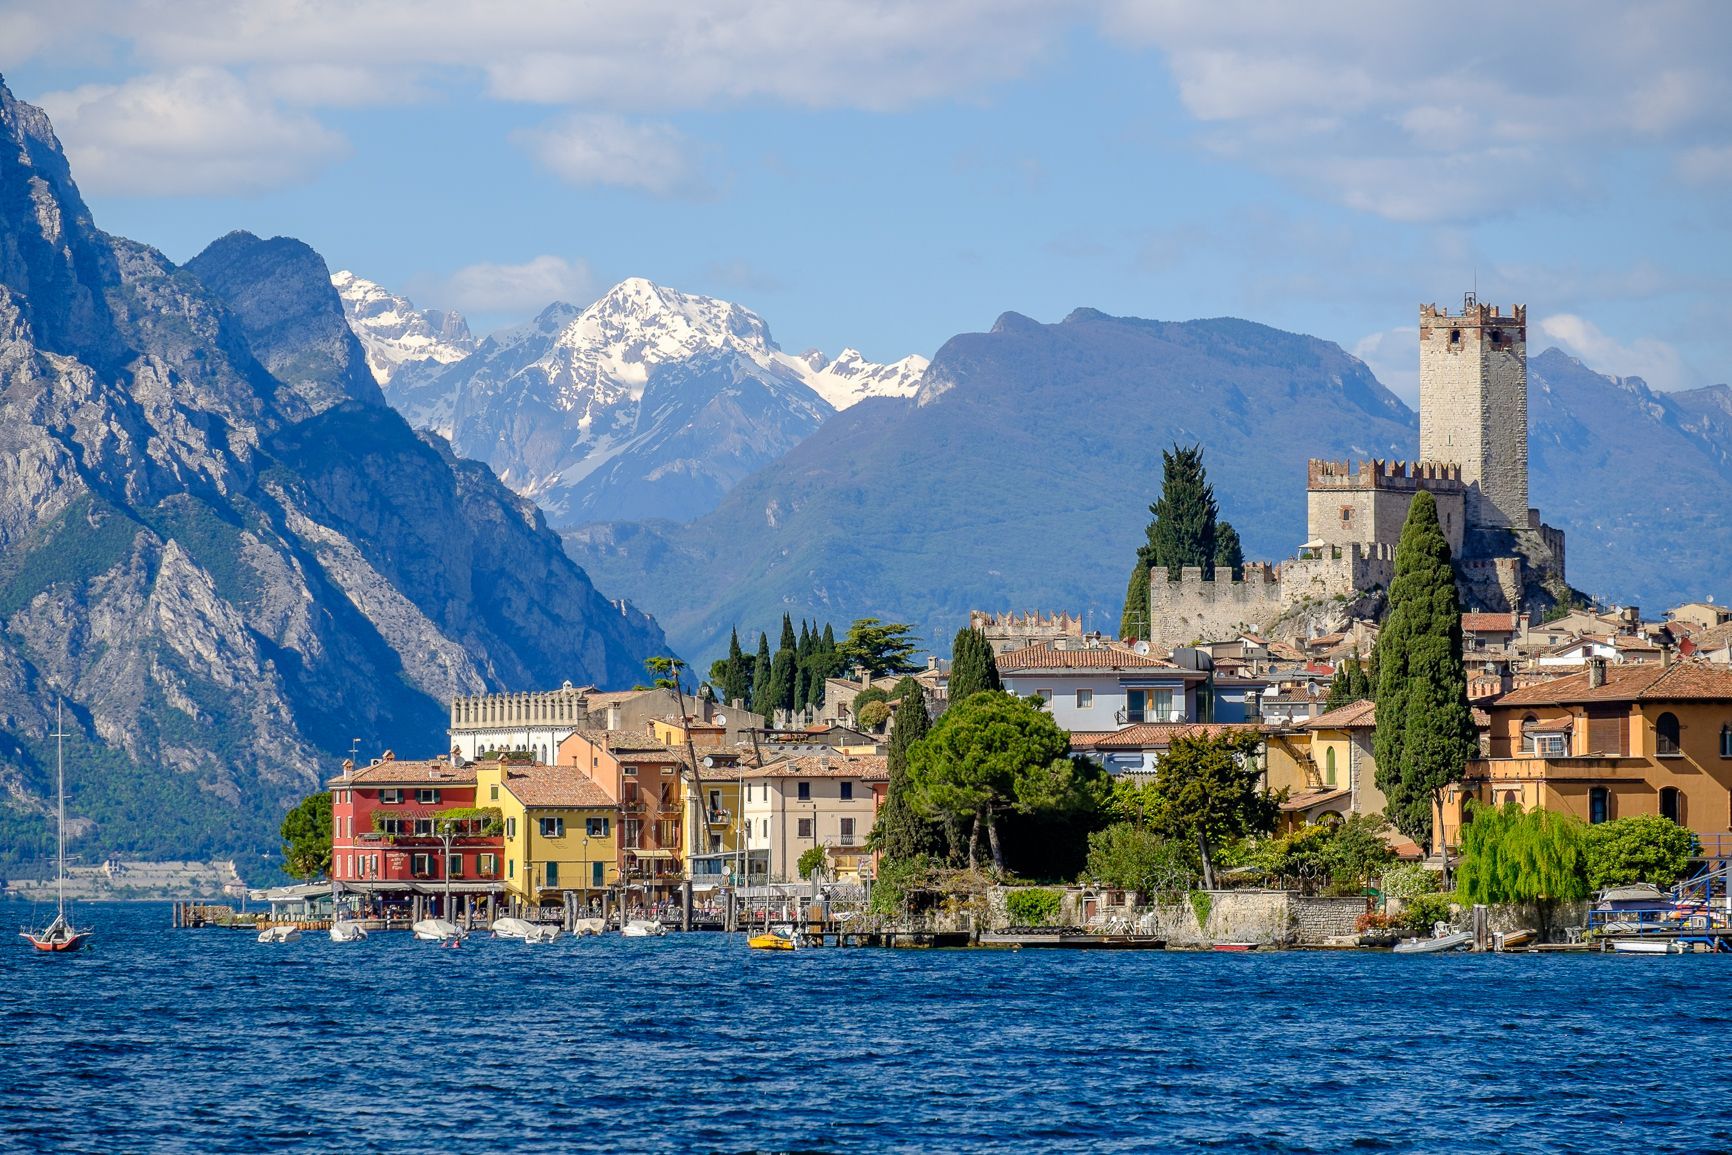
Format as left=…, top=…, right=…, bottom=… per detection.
left=1587, top=656, right=1607, bottom=689
left=1661, top=644, right=1674, bottom=668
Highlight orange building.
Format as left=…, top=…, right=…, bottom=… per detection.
left=557, top=729, right=696, bottom=902
left=1439, top=659, right=1732, bottom=854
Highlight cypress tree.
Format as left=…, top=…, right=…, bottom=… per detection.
left=872, top=684, right=939, bottom=863
left=768, top=616, right=798, bottom=717
left=1372, top=491, right=1478, bottom=846
left=750, top=632, right=773, bottom=720
left=1149, top=444, right=1218, bottom=580
left=779, top=613, right=797, bottom=653
left=1215, top=520, right=1244, bottom=581
left=949, top=627, right=1002, bottom=705
left=722, top=628, right=751, bottom=706
left=1121, top=558, right=1151, bottom=641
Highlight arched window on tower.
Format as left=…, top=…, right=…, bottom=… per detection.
left=1325, top=746, right=1337, bottom=786
left=1656, top=712, right=1682, bottom=757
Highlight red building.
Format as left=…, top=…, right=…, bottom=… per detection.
left=328, top=754, right=504, bottom=911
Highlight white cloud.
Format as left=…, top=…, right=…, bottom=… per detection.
left=17, top=1, right=1076, bottom=112
left=1352, top=326, right=1419, bottom=406
left=426, top=255, right=596, bottom=316
left=33, top=67, right=344, bottom=196
left=1538, top=313, right=1696, bottom=392
left=511, top=114, right=697, bottom=196
left=1102, top=1, right=1732, bottom=222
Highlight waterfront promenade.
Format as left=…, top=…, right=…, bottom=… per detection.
left=4, top=902, right=1728, bottom=1152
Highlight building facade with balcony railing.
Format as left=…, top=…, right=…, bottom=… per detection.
left=328, top=754, right=505, bottom=889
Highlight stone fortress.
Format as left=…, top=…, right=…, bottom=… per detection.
left=1146, top=295, right=1569, bottom=648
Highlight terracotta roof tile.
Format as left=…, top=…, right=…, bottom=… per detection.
left=1462, top=613, right=1519, bottom=633
left=499, top=765, right=618, bottom=809
left=1092, top=722, right=1262, bottom=749
left=1303, top=699, right=1376, bottom=730
left=996, top=643, right=1175, bottom=672
left=1494, top=660, right=1732, bottom=706
left=745, top=753, right=888, bottom=781
left=329, top=759, right=476, bottom=787
left=1066, top=731, right=1119, bottom=751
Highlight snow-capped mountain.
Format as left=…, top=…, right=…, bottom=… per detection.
left=332, top=270, right=474, bottom=385
left=793, top=347, right=929, bottom=410
left=372, top=277, right=924, bottom=526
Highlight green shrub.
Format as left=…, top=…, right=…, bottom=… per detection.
left=1084, top=822, right=1195, bottom=895
left=1381, top=861, right=1442, bottom=900
left=1190, top=890, right=1213, bottom=929
left=1400, top=892, right=1455, bottom=934
left=797, top=846, right=828, bottom=880
left=1584, top=815, right=1698, bottom=890
left=855, top=699, right=892, bottom=731
left=868, top=855, right=932, bottom=917
left=1005, top=887, right=1063, bottom=926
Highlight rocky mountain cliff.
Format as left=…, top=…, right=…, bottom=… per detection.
left=371, top=276, right=925, bottom=525
left=568, top=310, right=1732, bottom=662
left=0, top=79, right=668, bottom=875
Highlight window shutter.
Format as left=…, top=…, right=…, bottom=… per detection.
left=1585, top=709, right=1627, bottom=756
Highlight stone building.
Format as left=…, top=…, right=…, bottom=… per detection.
left=1144, top=295, right=1569, bottom=649
left=448, top=684, right=710, bottom=763
left=969, top=610, right=1084, bottom=655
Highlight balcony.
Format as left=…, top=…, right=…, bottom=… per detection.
left=706, top=808, right=731, bottom=825
left=1468, top=755, right=1647, bottom=783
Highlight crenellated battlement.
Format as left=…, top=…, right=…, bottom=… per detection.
left=1307, top=458, right=1464, bottom=491
left=969, top=610, right=1083, bottom=632
left=1419, top=300, right=1527, bottom=329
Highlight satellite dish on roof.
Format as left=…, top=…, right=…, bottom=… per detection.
left=715, top=713, right=727, bottom=726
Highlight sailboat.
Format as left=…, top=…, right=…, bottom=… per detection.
left=21, top=699, right=92, bottom=953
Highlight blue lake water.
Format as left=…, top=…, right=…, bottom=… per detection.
left=4, top=901, right=1731, bottom=1153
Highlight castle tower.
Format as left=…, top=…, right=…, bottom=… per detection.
left=1418, top=295, right=1528, bottom=532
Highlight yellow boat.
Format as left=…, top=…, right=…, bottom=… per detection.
left=748, top=931, right=798, bottom=951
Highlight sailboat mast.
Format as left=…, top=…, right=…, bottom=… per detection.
left=55, top=696, right=66, bottom=918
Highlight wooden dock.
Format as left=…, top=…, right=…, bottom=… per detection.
left=979, top=930, right=1167, bottom=950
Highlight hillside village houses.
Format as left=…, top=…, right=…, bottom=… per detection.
left=317, top=299, right=1732, bottom=921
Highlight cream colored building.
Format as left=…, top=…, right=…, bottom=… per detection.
left=740, top=753, right=887, bottom=882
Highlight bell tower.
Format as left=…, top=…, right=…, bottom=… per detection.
left=1418, top=294, right=1528, bottom=532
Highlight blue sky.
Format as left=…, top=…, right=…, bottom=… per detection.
left=5, top=1, right=1730, bottom=401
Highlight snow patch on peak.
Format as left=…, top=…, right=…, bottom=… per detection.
left=332, top=270, right=475, bottom=385
left=788, top=347, right=929, bottom=410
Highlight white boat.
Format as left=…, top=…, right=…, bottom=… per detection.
left=328, top=920, right=367, bottom=943
left=490, top=917, right=539, bottom=940
left=412, top=918, right=464, bottom=942
left=1611, top=938, right=1682, bottom=954
left=622, top=919, right=667, bottom=937
left=257, top=925, right=302, bottom=944
left=525, top=925, right=562, bottom=944
left=20, top=700, right=92, bottom=953
left=571, top=917, right=606, bottom=937
left=1493, top=928, right=1536, bottom=951
left=1392, top=930, right=1473, bottom=954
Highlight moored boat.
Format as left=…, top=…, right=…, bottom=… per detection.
left=1494, top=928, right=1536, bottom=951
left=329, top=920, right=367, bottom=943
left=1610, top=938, right=1682, bottom=954
left=490, top=917, right=538, bottom=940
left=20, top=701, right=92, bottom=954
left=257, top=925, right=302, bottom=944
left=622, top=919, right=667, bottom=938
left=412, top=918, right=464, bottom=942
left=1210, top=942, right=1259, bottom=952
left=1393, top=930, right=1473, bottom=954
left=748, top=929, right=798, bottom=951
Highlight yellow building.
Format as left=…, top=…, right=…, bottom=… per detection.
left=1441, top=659, right=1732, bottom=855
left=475, top=759, right=621, bottom=907
left=683, top=766, right=750, bottom=886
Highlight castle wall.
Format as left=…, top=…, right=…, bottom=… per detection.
left=969, top=610, right=1083, bottom=654
left=1147, top=564, right=1287, bottom=649
left=1306, top=459, right=1465, bottom=557
left=1418, top=300, right=1528, bottom=531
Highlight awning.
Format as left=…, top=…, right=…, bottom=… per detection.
left=626, top=849, right=675, bottom=860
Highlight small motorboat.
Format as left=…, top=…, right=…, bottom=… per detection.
left=525, top=925, right=562, bottom=944
left=749, top=929, right=799, bottom=951
left=329, top=920, right=367, bottom=943
left=622, top=919, right=667, bottom=938
left=571, top=917, right=606, bottom=937
left=1393, top=930, right=1473, bottom=954
left=257, top=925, right=302, bottom=944
left=1494, top=928, right=1536, bottom=952
left=1210, top=942, right=1258, bottom=952
left=490, top=917, right=538, bottom=940
left=412, top=918, right=464, bottom=942
left=1610, top=938, right=1682, bottom=954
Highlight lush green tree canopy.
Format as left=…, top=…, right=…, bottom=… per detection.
left=1084, top=822, right=1195, bottom=895
left=1145, top=730, right=1274, bottom=889
left=280, top=791, right=332, bottom=880
left=1456, top=804, right=1589, bottom=935
left=870, top=682, right=940, bottom=864
left=1584, top=815, right=1698, bottom=890
left=1373, top=491, right=1477, bottom=845
left=838, top=617, right=920, bottom=678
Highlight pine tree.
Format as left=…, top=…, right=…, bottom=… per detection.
left=750, top=632, right=773, bottom=720
left=871, top=685, right=939, bottom=863
left=949, top=627, right=1002, bottom=705
left=1372, top=491, right=1478, bottom=846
